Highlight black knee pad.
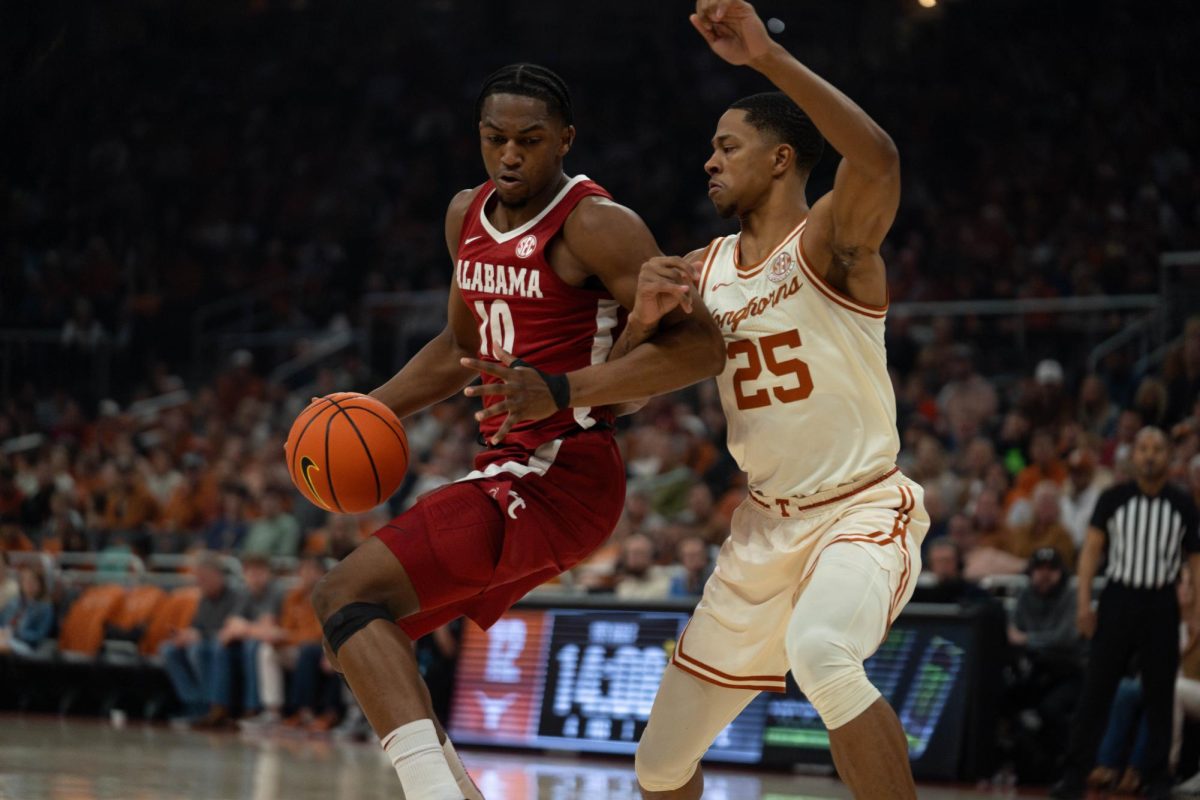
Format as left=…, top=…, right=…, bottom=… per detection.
left=322, top=602, right=394, bottom=657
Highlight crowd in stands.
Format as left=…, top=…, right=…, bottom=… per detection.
left=2, top=0, right=1199, bottom=785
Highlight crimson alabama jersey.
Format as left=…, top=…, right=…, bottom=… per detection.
left=456, top=174, right=625, bottom=451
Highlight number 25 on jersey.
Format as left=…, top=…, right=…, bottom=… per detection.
left=728, top=329, right=814, bottom=410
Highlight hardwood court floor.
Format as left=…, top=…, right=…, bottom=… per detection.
left=0, top=715, right=1039, bottom=799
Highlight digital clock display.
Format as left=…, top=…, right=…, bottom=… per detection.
left=448, top=603, right=973, bottom=777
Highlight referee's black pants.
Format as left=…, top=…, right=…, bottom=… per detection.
left=1063, top=582, right=1179, bottom=783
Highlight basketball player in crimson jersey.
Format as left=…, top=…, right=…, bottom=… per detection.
left=309, top=64, right=724, bottom=800
left=633, top=3, right=929, bottom=799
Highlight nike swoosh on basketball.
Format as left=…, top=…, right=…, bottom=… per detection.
left=465, top=235, right=484, bottom=245
left=710, top=281, right=734, bottom=292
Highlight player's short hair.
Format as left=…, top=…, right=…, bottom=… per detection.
left=476, top=63, right=574, bottom=126
left=729, top=91, right=824, bottom=172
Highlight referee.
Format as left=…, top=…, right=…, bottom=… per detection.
left=1052, top=427, right=1200, bottom=799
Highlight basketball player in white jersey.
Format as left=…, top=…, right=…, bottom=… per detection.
left=633, top=2, right=930, bottom=798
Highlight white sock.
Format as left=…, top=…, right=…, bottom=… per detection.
left=442, top=739, right=484, bottom=800
left=380, top=719, right=461, bottom=800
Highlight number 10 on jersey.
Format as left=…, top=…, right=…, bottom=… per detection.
left=476, top=300, right=515, bottom=359
left=728, top=329, right=814, bottom=410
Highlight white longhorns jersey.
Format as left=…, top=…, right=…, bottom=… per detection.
left=697, top=218, right=900, bottom=499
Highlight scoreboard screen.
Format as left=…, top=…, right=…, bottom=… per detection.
left=448, top=602, right=977, bottom=777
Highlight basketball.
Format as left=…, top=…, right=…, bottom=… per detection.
left=285, top=392, right=409, bottom=513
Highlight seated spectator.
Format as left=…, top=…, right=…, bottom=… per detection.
left=160, top=552, right=243, bottom=723
left=209, top=554, right=281, bottom=725
left=0, top=523, right=34, bottom=554
left=160, top=452, right=219, bottom=538
left=1078, top=374, right=1120, bottom=439
left=1009, top=481, right=1077, bottom=567
left=100, top=462, right=160, bottom=539
left=1022, top=359, right=1074, bottom=430
left=613, top=533, right=673, bottom=600
left=0, top=467, right=25, bottom=525
left=973, top=488, right=1014, bottom=551
left=37, top=490, right=86, bottom=553
left=241, top=486, right=300, bottom=557
left=1164, top=316, right=1200, bottom=426
left=0, top=565, right=54, bottom=656
left=908, top=435, right=965, bottom=516
left=204, top=484, right=250, bottom=553
left=912, top=538, right=991, bottom=605
left=244, top=557, right=333, bottom=730
left=669, top=536, right=712, bottom=598
left=0, top=556, right=17, bottom=609
left=1009, top=428, right=1068, bottom=517
left=1059, top=446, right=1110, bottom=549
left=1005, top=548, right=1084, bottom=783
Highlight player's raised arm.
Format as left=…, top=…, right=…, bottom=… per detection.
left=692, top=0, right=899, bottom=308
left=368, top=189, right=482, bottom=420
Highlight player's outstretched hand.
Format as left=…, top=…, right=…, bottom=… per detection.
left=461, top=349, right=559, bottom=445
left=633, top=256, right=701, bottom=328
left=690, top=0, right=773, bottom=67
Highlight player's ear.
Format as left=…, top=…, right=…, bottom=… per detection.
left=558, top=124, right=576, bottom=158
left=771, top=143, right=795, bottom=177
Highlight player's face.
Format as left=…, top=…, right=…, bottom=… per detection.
left=479, top=94, right=574, bottom=209
left=704, top=109, right=779, bottom=218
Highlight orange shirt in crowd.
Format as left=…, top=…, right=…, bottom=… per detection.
left=279, top=586, right=322, bottom=646
left=1009, top=461, right=1068, bottom=505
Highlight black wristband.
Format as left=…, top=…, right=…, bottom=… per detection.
left=512, top=358, right=571, bottom=410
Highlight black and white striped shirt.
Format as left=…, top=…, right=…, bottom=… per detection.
left=1091, top=482, right=1200, bottom=589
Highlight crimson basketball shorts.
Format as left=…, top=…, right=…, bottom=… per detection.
left=374, top=429, right=625, bottom=640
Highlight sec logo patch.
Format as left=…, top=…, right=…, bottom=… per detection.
left=516, top=234, right=538, bottom=259
left=767, top=252, right=795, bottom=283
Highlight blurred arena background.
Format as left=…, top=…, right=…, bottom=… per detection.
left=1, top=0, right=1198, bottom=797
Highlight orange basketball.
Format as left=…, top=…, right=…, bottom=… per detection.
left=285, top=392, right=409, bottom=514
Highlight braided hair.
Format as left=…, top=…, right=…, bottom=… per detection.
left=475, top=63, right=574, bottom=126
left=729, top=92, right=824, bottom=172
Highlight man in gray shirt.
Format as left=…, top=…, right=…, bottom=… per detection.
left=207, top=554, right=281, bottom=725
left=160, top=552, right=243, bottom=725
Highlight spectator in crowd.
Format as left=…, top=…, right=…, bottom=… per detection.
left=1011, top=429, right=1069, bottom=513
left=1165, top=317, right=1200, bottom=427
left=963, top=494, right=1028, bottom=579
left=0, top=557, right=17, bottom=608
left=241, top=486, right=300, bottom=558
left=669, top=536, right=712, bottom=598
left=613, top=534, right=673, bottom=600
left=913, top=538, right=991, bottom=605
left=937, top=345, right=998, bottom=447
left=908, top=436, right=965, bottom=516
left=1023, top=360, right=1074, bottom=430
left=0, top=468, right=26, bottom=525
left=1059, top=446, right=1110, bottom=549
left=160, top=552, right=243, bottom=724
left=100, top=463, right=160, bottom=544
left=142, top=448, right=184, bottom=508
left=210, top=554, right=280, bottom=725
left=1078, top=375, right=1120, bottom=439
left=244, top=556, right=331, bottom=731
left=204, top=484, right=250, bottom=553
left=160, top=453, right=218, bottom=539
left=0, top=565, right=54, bottom=656
left=1010, top=481, right=1077, bottom=567
left=1006, top=548, right=1084, bottom=783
